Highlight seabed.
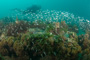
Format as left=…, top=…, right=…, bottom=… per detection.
left=0, top=9, right=90, bottom=60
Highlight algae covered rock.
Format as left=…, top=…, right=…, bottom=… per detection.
left=13, top=40, right=25, bottom=56
left=7, top=36, right=14, bottom=47
left=0, top=40, right=9, bottom=56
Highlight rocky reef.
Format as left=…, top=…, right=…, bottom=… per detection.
left=0, top=17, right=90, bottom=60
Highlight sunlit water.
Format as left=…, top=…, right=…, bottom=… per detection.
left=0, top=0, right=90, bottom=19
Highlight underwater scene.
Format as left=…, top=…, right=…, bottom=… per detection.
left=0, top=0, right=90, bottom=60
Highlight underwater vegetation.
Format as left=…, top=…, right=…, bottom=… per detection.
left=6, top=20, right=30, bottom=37
left=0, top=8, right=90, bottom=60
left=0, top=18, right=90, bottom=60
left=0, top=54, right=5, bottom=60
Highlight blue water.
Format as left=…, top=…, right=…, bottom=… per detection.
left=0, top=0, right=90, bottom=60
left=0, top=0, right=90, bottom=20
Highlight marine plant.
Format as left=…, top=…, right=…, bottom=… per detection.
left=45, top=23, right=55, bottom=33
left=6, top=21, right=30, bottom=37
left=0, top=54, right=5, bottom=60
left=7, top=36, right=14, bottom=47
left=13, top=40, right=24, bottom=56
left=0, top=18, right=90, bottom=60
left=68, top=24, right=79, bottom=33
left=0, top=40, right=9, bottom=56
left=30, top=20, right=47, bottom=30
left=60, top=21, right=68, bottom=33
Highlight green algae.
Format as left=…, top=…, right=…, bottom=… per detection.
left=0, top=20, right=90, bottom=60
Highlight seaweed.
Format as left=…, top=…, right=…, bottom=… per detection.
left=6, top=21, right=30, bottom=37
left=0, top=54, right=5, bottom=60
left=0, top=19, right=90, bottom=60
